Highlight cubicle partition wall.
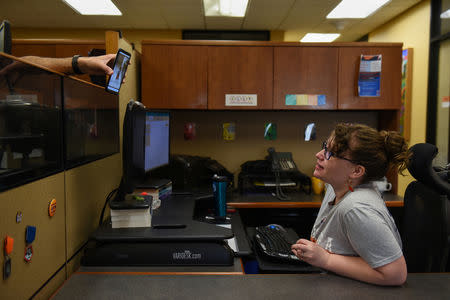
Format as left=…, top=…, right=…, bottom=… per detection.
left=0, top=50, right=122, bottom=299
left=0, top=54, right=63, bottom=192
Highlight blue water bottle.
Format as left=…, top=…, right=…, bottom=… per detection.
left=212, top=174, right=228, bottom=218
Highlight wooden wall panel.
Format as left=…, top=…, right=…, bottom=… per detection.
left=0, top=173, right=66, bottom=300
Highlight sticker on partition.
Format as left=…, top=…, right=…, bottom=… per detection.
left=48, top=198, right=57, bottom=217
left=442, top=96, right=449, bottom=108
left=222, top=123, right=236, bottom=141
left=285, top=94, right=326, bottom=106
left=264, top=123, right=277, bottom=140
left=184, top=122, right=196, bottom=140
left=24, top=245, right=33, bottom=262
left=358, top=54, right=381, bottom=97
left=225, top=94, right=257, bottom=106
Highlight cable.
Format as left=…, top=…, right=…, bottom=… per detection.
left=274, top=171, right=290, bottom=201
left=98, top=188, right=118, bottom=227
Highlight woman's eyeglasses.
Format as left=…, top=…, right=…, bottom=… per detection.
left=321, top=141, right=360, bottom=164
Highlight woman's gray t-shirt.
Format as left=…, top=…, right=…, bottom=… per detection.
left=310, top=183, right=403, bottom=268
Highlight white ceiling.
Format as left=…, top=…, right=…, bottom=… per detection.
left=1, top=0, right=423, bottom=42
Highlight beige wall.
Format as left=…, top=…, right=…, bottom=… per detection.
left=171, top=111, right=378, bottom=182
left=368, top=0, right=430, bottom=195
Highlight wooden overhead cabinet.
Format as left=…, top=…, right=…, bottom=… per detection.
left=337, top=45, right=402, bottom=110
left=207, top=46, right=273, bottom=110
left=273, top=46, right=338, bottom=110
left=142, top=43, right=208, bottom=109
left=141, top=41, right=402, bottom=111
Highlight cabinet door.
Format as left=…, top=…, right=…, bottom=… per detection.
left=142, top=45, right=207, bottom=109
left=338, top=46, right=402, bottom=109
left=208, top=46, right=273, bottom=110
left=274, top=47, right=338, bottom=110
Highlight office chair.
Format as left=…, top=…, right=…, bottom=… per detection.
left=402, top=143, right=450, bottom=272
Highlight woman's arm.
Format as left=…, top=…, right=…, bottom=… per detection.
left=292, top=239, right=407, bottom=286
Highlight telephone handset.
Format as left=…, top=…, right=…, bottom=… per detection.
left=267, top=147, right=298, bottom=172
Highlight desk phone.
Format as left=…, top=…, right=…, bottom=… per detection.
left=267, top=148, right=298, bottom=172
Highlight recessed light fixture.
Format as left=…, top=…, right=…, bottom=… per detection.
left=327, top=0, right=391, bottom=19
left=300, top=33, right=341, bottom=43
left=203, top=0, right=249, bottom=17
left=62, top=0, right=122, bottom=15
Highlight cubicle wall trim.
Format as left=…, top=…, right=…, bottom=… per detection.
left=76, top=271, right=245, bottom=275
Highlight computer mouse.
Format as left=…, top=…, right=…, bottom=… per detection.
left=266, top=224, right=286, bottom=232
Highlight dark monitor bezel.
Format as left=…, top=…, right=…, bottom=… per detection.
left=0, top=20, right=12, bottom=55
left=119, top=101, right=170, bottom=197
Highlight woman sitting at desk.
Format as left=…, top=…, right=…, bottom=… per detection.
left=291, top=123, right=409, bottom=286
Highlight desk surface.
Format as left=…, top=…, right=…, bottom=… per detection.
left=227, top=192, right=403, bottom=208
left=52, top=272, right=450, bottom=300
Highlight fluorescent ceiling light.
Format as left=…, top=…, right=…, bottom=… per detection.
left=62, top=0, right=122, bottom=15
left=300, top=33, right=341, bottom=43
left=203, top=0, right=249, bottom=17
left=441, top=9, right=450, bottom=19
left=327, top=0, right=391, bottom=19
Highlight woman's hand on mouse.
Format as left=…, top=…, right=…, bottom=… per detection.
left=291, top=238, right=331, bottom=269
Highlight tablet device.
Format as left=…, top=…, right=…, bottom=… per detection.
left=105, top=48, right=131, bottom=94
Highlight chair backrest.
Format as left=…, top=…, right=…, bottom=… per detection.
left=402, top=143, right=449, bottom=272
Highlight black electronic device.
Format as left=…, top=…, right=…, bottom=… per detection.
left=0, top=20, right=11, bottom=54
left=88, top=48, right=107, bottom=87
left=267, top=148, right=300, bottom=200
left=254, top=224, right=301, bottom=263
left=114, top=100, right=170, bottom=202
left=105, top=48, right=131, bottom=94
left=267, top=147, right=298, bottom=172
left=151, top=154, right=234, bottom=192
left=82, top=241, right=234, bottom=266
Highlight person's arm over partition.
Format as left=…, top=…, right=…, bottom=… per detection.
left=20, top=54, right=116, bottom=75
left=291, top=123, right=410, bottom=286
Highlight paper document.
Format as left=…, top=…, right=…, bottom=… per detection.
left=217, top=224, right=239, bottom=253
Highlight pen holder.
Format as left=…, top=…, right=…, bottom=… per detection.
left=212, top=174, right=228, bottom=218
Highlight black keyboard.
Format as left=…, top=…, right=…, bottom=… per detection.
left=254, top=224, right=300, bottom=262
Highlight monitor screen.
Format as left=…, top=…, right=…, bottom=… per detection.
left=0, top=20, right=11, bottom=54
left=144, top=111, right=170, bottom=172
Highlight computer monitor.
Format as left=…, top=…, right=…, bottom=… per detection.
left=0, top=20, right=11, bottom=54
left=117, top=100, right=170, bottom=199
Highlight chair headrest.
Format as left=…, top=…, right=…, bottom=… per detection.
left=408, top=143, right=450, bottom=196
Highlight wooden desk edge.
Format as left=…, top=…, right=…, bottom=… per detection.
left=228, top=201, right=404, bottom=208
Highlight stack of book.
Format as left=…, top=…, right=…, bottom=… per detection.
left=110, top=207, right=151, bottom=228
left=109, top=194, right=152, bottom=229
